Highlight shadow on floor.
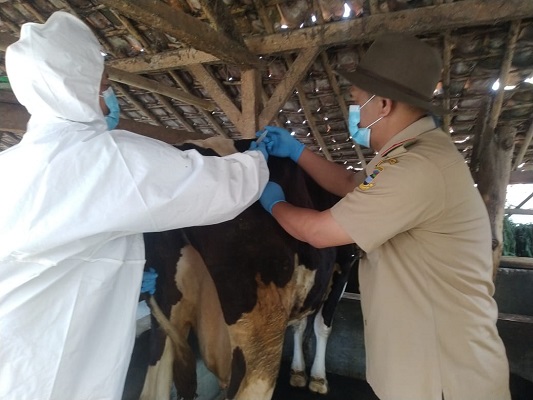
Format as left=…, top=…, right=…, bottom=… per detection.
left=123, top=330, right=533, bottom=400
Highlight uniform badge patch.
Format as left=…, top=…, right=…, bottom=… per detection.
left=358, top=158, right=398, bottom=191
left=358, top=166, right=383, bottom=191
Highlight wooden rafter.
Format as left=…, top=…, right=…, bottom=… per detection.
left=108, top=0, right=533, bottom=74
left=513, top=118, right=533, bottom=171
left=198, top=0, right=246, bottom=47
left=319, top=47, right=367, bottom=168
left=152, top=93, right=195, bottom=132
left=488, top=20, right=522, bottom=131
left=168, top=71, right=229, bottom=138
left=259, top=47, right=321, bottom=128
left=295, top=80, right=332, bottom=161
left=0, top=101, right=209, bottom=143
left=107, top=67, right=215, bottom=111
left=188, top=64, right=243, bottom=132
left=99, top=0, right=261, bottom=69
left=113, top=82, right=161, bottom=125
left=240, top=69, right=262, bottom=137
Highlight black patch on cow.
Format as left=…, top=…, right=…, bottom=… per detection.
left=227, top=347, right=247, bottom=399
left=176, top=142, right=220, bottom=156
left=143, top=230, right=186, bottom=364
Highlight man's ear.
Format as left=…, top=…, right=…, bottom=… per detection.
left=380, top=98, right=394, bottom=117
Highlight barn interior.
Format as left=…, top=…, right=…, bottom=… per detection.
left=1, top=0, right=533, bottom=399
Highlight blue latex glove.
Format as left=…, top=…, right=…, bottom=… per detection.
left=260, top=181, right=286, bottom=214
left=141, top=267, right=158, bottom=295
left=248, top=140, right=269, bottom=162
left=257, top=126, right=305, bottom=163
left=101, top=87, right=120, bottom=130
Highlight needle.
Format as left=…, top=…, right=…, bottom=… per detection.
left=255, top=129, right=268, bottom=144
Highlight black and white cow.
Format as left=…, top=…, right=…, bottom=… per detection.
left=140, top=137, right=357, bottom=400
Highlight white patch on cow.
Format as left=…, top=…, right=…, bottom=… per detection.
left=184, top=136, right=238, bottom=156
left=309, top=307, right=331, bottom=394
left=139, top=337, right=175, bottom=400
left=289, top=256, right=317, bottom=320
left=289, top=318, right=308, bottom=388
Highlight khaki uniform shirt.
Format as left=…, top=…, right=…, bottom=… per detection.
left=331, top=117, right=510, bottom=400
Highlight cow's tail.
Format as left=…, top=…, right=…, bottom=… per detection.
left=147, top=295, right=198, bottom=400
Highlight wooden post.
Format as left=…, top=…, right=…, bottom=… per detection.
left=476, top=125, right=517, bottom=279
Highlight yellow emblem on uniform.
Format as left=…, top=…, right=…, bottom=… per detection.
left=358, top=165, right=383, bottom=191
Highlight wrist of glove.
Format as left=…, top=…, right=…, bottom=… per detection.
left=248, top=140, right=269, bottom=161
left=255, top=126, right=305, bottom=163
left=141, top=267, right=158, bottom=295
left=260, top=181, right=286, bottom=214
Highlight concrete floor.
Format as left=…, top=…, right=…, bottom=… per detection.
left=123, top=291, right=533, bottom=400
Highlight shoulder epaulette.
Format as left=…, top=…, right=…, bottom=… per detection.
left=381, top=137, right=418, bottom=157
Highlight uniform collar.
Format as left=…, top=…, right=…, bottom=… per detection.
left=367, top=116, right=436, bottom=172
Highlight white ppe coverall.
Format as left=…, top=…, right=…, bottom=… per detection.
left=0, top=11, right=268, bottom=400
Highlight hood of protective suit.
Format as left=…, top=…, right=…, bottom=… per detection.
left=6, top=11, right=106, bottom=127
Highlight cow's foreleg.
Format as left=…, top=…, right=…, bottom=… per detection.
left=289, top=318, right=308, bottom=388
left=309, top=307, right=331, bottom=395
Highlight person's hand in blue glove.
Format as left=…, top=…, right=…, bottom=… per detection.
left=248, top=140, right=269, bottom=162
left=256, top=126, right=305, bottom=163
left=141, top=267, right=158, bottom=295
left=260, top=181, right=286, bottom=214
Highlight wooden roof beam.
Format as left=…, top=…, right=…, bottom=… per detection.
left=188, top=64, right=243, bottom=133
left=259, top=47, right=320, bottom=127
left=294, top=80, right=332, bottom=161
left=320, top=51, right=367, bottom=168
left=99, top=0, right=262, bottom=69
left=240, top=69, right=262, bottom=138
left=513, top=117, right=533, bottom=171
left=107, top=66, right=215, bottom=111
left=198, top=0, right=246, bottom=48
left=488, top=20, right=522, bottom=131
left=167, top=70, right=229, bottom=138
left=0, top=101, right=209, bottom=143
left=108, top=0, right=533, bottom=73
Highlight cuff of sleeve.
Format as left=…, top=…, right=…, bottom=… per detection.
left=269, top=199, right=287, bottom=214
left=291, top=143, right=305, bottom=163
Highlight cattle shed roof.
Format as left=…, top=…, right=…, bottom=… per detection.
left=1, top=0, right=533, bottom=183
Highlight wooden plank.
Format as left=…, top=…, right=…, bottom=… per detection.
left=476, top=125, right=517, bottom=279
left=0, top=101, right=209, bottom=143
left=510, top=170, right=533, bottom=184
left=259, top=47, right=320, bottom=127
left=0, top=102, right=30, bottom=133
left=488, top=21, right=521, bottom=131
left=320, top=51, right=366, bottom=168
left=168, top=71, right=229, bottom=138
left=240, top=69, right=262, bottom=137
left=513, top=119, right=533, bottom=171
left=99, top=0, right=261, bottom=69
left=198, top=0, right=246, bottom=47
left=107, top=0, right=533, bottom=73
left=500, top=256, right=533, bottom=270
left=188, top=64, right=243, bottom=133
left=107, top=67, right=215, bottom=111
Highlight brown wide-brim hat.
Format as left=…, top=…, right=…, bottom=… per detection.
left=338, top=34, right=445, bottom=115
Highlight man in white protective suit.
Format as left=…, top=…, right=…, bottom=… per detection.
left=0, top=11, right=269, bottom=400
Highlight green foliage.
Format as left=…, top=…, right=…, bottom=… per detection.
left=503, top=216, right=516, bottom=256
left=503, top=217, right=533, bottom=257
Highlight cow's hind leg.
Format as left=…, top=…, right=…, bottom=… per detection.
left=289, top=318, right=308, bottom=388
left=140, top=334, right=175, bottom=400
left=309, top=307, right=331, bottom=395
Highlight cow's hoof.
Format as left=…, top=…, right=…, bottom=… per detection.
left=309, top=376, right=329, bottom=395
left=289, top=369, right=307, bottom=388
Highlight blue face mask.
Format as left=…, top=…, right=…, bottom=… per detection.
left=101, top=87, right=120, bottom=130
left=348, top=95, right=383, bottom=148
